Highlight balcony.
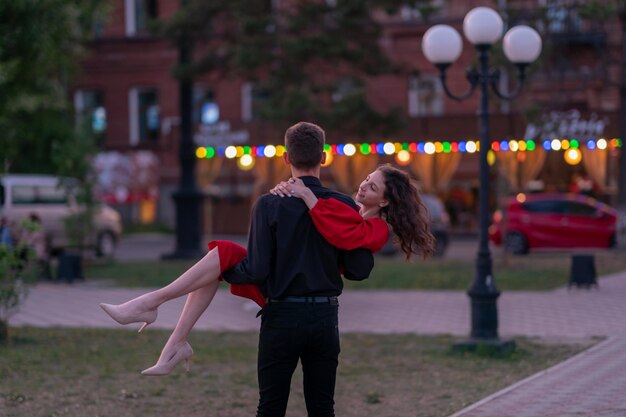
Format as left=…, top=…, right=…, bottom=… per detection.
left=507, top=4, right=608, bottom=49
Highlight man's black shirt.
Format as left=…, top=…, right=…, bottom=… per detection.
left=222, top=176, right=374, bottom=299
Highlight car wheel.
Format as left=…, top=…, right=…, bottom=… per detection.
left=504, top=232, right=528, bottom=255
left=432, top=231, right=449, bottom=258
left=96, top=231, right=117, bottom=259
left=609, top=233, right=617, bottom=248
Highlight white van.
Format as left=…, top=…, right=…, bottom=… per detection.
left=0, top=174, right=122, bottom=258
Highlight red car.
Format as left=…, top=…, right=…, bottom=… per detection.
left=489, top=193, right=617, bottom=254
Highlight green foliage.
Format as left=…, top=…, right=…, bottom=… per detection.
left=158, top=0, right=408, bottom=135
left=0, top=0, right=108, bottom=174
left=0, top=219, right=42, bottom=343
left=51, top=101, right=100, bottom=254
left=409, top=0, right=442, bottom=22
left=0, top=246, right=29, bottom=331
left=577, top=1, right=617, bottom=20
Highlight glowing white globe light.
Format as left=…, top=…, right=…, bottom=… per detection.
left=422, top=25, right=463, bottom=64
left=503, top=25, right=542, bottom=64
left=463, top=7, right=503, bottom=45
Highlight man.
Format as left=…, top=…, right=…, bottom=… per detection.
left=223, top=121, right=374, bottom=417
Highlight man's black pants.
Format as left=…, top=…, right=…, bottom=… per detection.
left=256, top=301, right=340, bottom=417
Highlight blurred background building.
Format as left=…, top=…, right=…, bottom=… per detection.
left=72, top=0, right=623, bottom=234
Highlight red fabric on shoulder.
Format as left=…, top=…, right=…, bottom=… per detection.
left=309, top=198, right=389, bottom=253
left=208, top=240, right=266, bottom=308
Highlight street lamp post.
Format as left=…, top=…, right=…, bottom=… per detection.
left=162, top=0, right=204, bottom=260
left=422, top=7, right=542, bottom=347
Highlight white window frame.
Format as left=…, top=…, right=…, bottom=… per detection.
left=241, top=82, right=253, bottom=122
left=74, top=89, right=106, bottom=132
left=74, top=90, right=86, bottom=125
left=125, top=0, right=158, bottom=36
left=124, top=0, right=137, bottom=36
left=408, top=74, right=444, bottom=117
left=129, top=88, right=140, bottom=145
left=129, top=87, right=161, bottom=145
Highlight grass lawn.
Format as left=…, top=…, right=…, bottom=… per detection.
left=83, top=248, right=626, bottom=290
left=0, top=328, right=594, bottom=417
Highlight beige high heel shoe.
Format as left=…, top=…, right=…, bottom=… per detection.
left=141, top=342, right=193, bottom=376
left=99, top=302, right=158, bottom=333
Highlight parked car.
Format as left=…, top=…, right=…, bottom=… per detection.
left=489, top=192, right=617, bottom=255
left=0, top=174, right=122, bottom=258
left=379, top=193, right=451, bottom=258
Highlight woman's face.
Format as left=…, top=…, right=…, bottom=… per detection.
left=355, top=170, right=387, bottom=208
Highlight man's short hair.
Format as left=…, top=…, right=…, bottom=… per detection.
left=284, top=122, right=325, bottom=170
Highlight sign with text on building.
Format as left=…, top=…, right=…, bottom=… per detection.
left=194, top=121, right=249, bottom=147
left=524, top=109, right=608, bottom=142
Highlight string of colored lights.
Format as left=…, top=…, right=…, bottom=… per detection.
left=196, top=137, right=621, bottom=161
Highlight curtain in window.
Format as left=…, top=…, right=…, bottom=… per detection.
left=328, top=154, right=379, bottom=195
left=197, top=157, right=223, bottom=189
left=252, top=157, right=292, bottom=201
left=581, top=148, right=607, bottom=191
left=496, top=148, right=547, bottom=191
left=410, top=152, right=461, bottom=193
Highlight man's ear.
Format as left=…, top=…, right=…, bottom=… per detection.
left=283, top=152, right=291, bottom=166
left=320, top=151, right=326, bottom=165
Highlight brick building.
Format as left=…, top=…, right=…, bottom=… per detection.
left=74, top=0, right=623, bottom=233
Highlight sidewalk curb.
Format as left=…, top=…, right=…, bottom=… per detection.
left=446, top=336, right=615, bottom=417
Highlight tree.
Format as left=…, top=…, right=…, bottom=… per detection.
left=0, top=0, right=108, bottom=174
left=158, top=0, right=413, bottom=136
left=0, top=1, right=108, bottom=339
left=53, top=127, right=99, bottom=257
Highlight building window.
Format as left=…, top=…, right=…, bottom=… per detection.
left=194, top=87, right=219, bottom=125
left=125, top=0, right=158, bottom=36
left=399, top=0, right=446, bottom=21
left=408, top=74, right=443, bottom=117
left=241, top=82, right=271, bottom=122
left=332, top=78, right=361, bottom=103
left=241, top=83, right=252, bottom=122
left=129, top=88, right=160, bottom=145
left=74, top=90, right=107, bottom=136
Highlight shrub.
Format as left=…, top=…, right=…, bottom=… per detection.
left=0, top=219, right=38, bottom=343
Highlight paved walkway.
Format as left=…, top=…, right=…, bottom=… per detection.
left=9, top=270, right=626, bottom=417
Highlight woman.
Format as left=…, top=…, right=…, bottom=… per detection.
left=100, top=164, right=434, bottom=375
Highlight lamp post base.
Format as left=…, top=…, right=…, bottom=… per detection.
left=452, top=338, right=516, bottom=354
left=161, top=188, right=205, bottom=260
left=468, top=289, right=500, bottom=339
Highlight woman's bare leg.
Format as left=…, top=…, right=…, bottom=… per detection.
left=120, top=248, right=221, bottom=311
left=147, top=280, right=219, bottom=369
left=100, top=248, right=223, bottom=330
left=146, top=248, right=221, bottom=305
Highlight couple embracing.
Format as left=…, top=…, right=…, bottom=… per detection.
left=100, top=121, right=435, bottom=417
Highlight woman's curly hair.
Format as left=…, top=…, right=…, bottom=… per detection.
left=377, top=164, right=435, bottom=260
